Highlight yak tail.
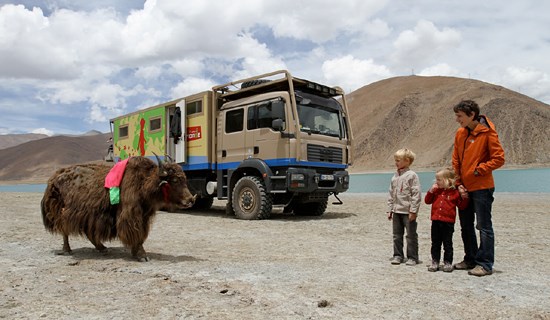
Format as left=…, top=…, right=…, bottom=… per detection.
left=41, top=183, right=63, bottom=232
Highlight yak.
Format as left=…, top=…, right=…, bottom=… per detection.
left=41, top=156, right=195, bottom=261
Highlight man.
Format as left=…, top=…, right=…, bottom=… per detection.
left=452, top=100, right=505, bottom=276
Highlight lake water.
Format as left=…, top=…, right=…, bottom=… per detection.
left=349, top=168, right=550, bottom=193
left=1, top=168, right=549, bottom=193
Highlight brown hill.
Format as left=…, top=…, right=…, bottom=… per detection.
left=0, top=133, right=48, bottom=150
left=0, top=133, right=112, bottom=183
left=347, top=75, right=550, bottom=172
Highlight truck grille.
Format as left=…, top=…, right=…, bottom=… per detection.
left=307, top=144, right=343, bottom=163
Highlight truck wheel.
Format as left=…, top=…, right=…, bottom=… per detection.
left=293, top=199, right=328, bottom=216
left=232, top=176, right=272, bottom=220
left=192, top=196, right=214, bottom=210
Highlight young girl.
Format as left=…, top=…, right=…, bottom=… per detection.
left=424, top=168, right=469, bottom=272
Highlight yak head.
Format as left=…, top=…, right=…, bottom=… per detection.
left=155, top=154, right=196, bottom=209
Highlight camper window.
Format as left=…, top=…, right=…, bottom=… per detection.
left=149, top=117, right=162, bottom=132
left=119, top=125, right=129, bottom=139
left=186, top=100, right=203, bottom=115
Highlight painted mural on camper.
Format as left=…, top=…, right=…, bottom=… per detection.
left=113, top=107, right=166, bottom=160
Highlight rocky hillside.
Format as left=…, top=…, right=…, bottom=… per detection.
left=0, top=133, right=111, bottom=182
left=346, top=76, right=550, bottom=172
left=0, top=133, right=48, bottom=150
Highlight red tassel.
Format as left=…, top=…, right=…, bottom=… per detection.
left=162, top=183, right=171, bottom=203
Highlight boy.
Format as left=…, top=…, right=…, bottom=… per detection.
left=387, top=148, right=422, bottom=265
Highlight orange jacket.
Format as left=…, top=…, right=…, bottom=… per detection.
left=452, top=115, right=505, bottom=192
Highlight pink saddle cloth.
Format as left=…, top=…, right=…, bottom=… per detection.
left=105, top=159, right=129, bottom=204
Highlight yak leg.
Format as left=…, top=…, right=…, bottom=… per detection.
left=56, top=234, right=72, bottom=255
left=131, top=243, right=149, bottom=262
left=88, top=237, right=108, bottom=253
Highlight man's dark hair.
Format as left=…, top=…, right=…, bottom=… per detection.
left=453, top=100, right=480, bottom=120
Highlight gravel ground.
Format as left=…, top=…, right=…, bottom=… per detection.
left=1, top=192, right=549, bottom=319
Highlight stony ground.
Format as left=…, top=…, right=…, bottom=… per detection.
left=1, top=192, right=549, bottom=319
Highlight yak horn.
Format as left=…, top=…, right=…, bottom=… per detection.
left=152, top=152, right=168, bottom=177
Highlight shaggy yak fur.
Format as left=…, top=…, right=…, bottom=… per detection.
left=41, top=156, right=195, bottom=261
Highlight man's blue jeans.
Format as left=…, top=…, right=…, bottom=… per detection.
left=458, top=188, right=495, bottom=271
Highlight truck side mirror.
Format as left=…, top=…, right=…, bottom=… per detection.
left=272, top=118, right=284, bottom=131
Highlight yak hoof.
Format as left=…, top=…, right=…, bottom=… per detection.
left=136, top=256, right=150, bottom=262
left=56, top=250, right=72, bottom=256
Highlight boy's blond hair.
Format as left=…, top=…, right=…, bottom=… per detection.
left=436, top=167, right=457, bottom=189
left=394, top=148, right=416, bottom=165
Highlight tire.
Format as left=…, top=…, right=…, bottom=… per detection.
left=241, top=79, right=271, bottom=89
left=192, top=196, right=214, bottom=210
left=232, top=176, right=272, bottom=220
left=293, top=198, right=328, bottom=216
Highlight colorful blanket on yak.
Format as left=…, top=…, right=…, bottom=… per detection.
left=104, top=159, right=129, bottom=205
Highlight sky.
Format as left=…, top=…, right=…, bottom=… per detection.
left=1, top=0, right=549, bottom=136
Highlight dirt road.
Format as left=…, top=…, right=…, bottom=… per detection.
left=1, top=192, right=549, bottom=319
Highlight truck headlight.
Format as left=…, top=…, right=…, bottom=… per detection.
left=291, top=173, right=305, bottom=181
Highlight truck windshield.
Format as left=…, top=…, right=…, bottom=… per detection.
left=296, top=91, right=344, bottom=138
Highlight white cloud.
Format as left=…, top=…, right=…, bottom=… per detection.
left=322, top=55, right=392, bottom=92
left=392, top=20, right=461, bottom=70
left=170, top=59, right=204, bottom=78
left=170, top=77, right=216, bottom=99
left=135, top=65, right=162, bottom=80
left=263, top=0, right=388, bottom=43
left=419, top=63, right=462, bottom=77
left=31, top=127, right=54, bottom=136
left=500, top=67, right=550, bottom=103
left=363, top=18, right=392, bottom=38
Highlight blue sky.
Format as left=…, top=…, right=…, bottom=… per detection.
left=1, top=0, right=549, bottom=135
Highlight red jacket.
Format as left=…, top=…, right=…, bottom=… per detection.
left=452, top=115, right=505, bottom=191
left=425, top=188, right=469, bottom=223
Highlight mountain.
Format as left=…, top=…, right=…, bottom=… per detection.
left=346, top=75, right=550, bottom=172
left=1, top=76, right=549, bottom=183
left=0, top=133, right=48, bottom=150
left=0, top=133, right=112, bottom=183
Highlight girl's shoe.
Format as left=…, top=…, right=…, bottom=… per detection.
left=442, top=262, right=453, bottom=272
left=390, top=256, right=403, bottom=265
left=428, top=261, right=438, bottom=272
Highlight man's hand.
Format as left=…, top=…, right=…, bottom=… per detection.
left=387, top=212, right=393, bottom=220
left=409, top=212, right=417, bottom=222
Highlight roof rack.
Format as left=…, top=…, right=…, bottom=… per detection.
left=212, top=70, right=343, bottom=102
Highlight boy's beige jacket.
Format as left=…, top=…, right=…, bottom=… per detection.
left=387, top=168, right=422, bottom=214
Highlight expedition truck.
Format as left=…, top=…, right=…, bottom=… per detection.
left=109, top=70, right=353, bottom=219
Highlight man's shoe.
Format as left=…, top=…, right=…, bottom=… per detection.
left=453, top=260, right=475, bottom=270
left=390, top=256, right=402, bottom=265
left=468, top=265, right=493, bottom=277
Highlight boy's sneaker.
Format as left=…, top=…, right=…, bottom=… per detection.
left=468, top=265, right=493, bottom=277
left=442, top=262, right=453, bottom=273
left=405, top=259, right=418, bottom=266
left=390, top=256, right=403, bottom=265
left=453, top=260, right=475, bottom=270
left=428, top=261, right=438, bottom=272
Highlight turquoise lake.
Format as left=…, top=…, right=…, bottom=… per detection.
left=349, top=168, right=550, bottom=193
left=0, top=168, right=549, bottom=193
